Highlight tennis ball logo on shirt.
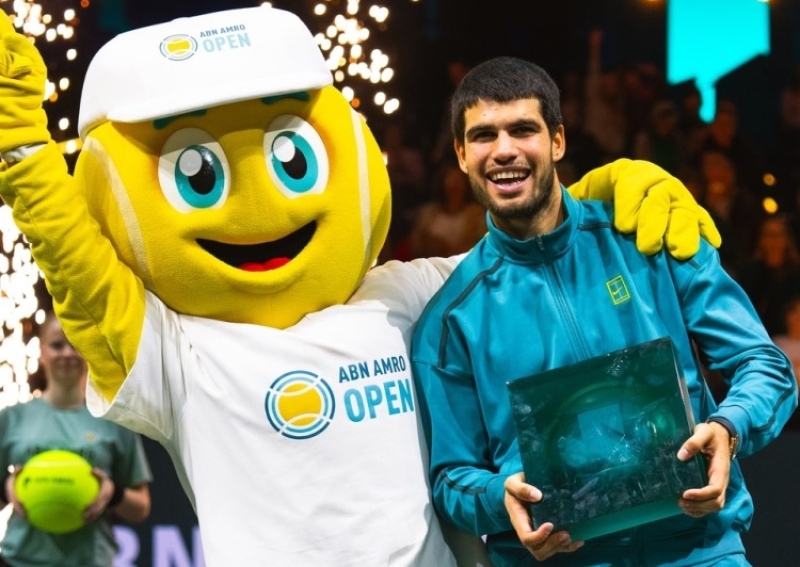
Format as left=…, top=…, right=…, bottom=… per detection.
left=264, top=370, right=336, bottom=439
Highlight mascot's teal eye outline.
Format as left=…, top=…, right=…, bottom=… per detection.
left=264, top=115, right=329, bottom=199
left=158, top=128, right=230, bottom=213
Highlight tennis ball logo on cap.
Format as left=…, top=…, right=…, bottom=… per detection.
left=14, top=450, right=100, bottom=535
left=265, top=371, right=336, bottom=440
left=160, top=34, right=198, bottom=61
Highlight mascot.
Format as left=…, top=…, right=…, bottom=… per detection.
left=0, top=6, right=720, bottom=566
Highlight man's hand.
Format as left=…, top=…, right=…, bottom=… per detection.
left=504, top=472, right=584, bottom=561
left=567, top=159, right=722, bottom=260
left=676, top=421, right=731, bottom=517
left=0, top=10, right=51, bottom=155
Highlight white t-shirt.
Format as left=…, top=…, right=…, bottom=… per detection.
left=87, top=257, right=477, bottom=567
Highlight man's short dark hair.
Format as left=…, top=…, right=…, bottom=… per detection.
left=450, top=56, right=562, bottom=142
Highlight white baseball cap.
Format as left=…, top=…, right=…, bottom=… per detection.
left=78, top=6, right=333, bottom=139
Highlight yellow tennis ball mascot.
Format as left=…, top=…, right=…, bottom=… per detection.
left=0, top=6, right=719, bottom=566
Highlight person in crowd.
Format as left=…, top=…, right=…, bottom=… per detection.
left=0, top=311, right=152, bottom=567
left=408, top=161, right=487, bottom=259
left=557, top=70, right=603, bottom=186
left=382, top=120, right=429, bottom=252
left=631, top=98, right=687, bottom=176
left=583, top=28, right=628, bottom=162
left=773, top=295, right=800, bottom=381
left=739, top=214, right=800, bottom=336
left=429, top=59, right=473, bottom=170
left=771, top=63, right=800, bottom=217
left=411, top=56, right=797, bottom=567
left=700, top=99, right=766, bottom=195
left=696, top=147, right=762, bottom=279
left=676, top=83, right=710, bottom=163
left=773, top=295, right=800, bottom=430
left=621, top=62, right=667, bottom=142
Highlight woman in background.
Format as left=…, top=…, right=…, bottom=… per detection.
left=0, top=311, right=152, bottom=567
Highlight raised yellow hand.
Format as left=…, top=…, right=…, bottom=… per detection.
left=567, top=159, right=722, bottom=260
left=0, top=11, right=50, bottom=155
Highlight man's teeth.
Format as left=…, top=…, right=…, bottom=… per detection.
left=492, top=171, right=525, bottom=181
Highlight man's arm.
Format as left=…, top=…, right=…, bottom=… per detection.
left=411, top=357, right=511, bottom=536
left=669, top=241, right=797, bottom=515
left=676, top=242, right=797, bottom=457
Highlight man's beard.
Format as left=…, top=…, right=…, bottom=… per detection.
left=471, top=160, right=557, bottom=220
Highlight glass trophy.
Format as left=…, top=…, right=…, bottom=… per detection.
left=506, top=337, right=707, bottom=541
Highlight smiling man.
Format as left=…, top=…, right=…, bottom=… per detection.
left=410, top=56, right=797, bottom=567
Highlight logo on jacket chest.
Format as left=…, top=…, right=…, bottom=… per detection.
left=263, top=355, right=414, bottom=440
left=606, top=275, right=631, bottom=305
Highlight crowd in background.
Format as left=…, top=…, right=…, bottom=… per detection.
left=377, top=34, right=800, bottom=394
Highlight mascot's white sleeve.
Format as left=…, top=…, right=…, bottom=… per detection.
left=0, top=142, right=145, bottom=400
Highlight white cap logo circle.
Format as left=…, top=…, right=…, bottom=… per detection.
left=159, top=34, right=198, bottom=61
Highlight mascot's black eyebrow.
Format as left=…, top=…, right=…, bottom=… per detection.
left=261, top=92, right=310, bottom=105
left=153, top=110, right=206, bottom=130
left=151, top=92, right=310, bottom=130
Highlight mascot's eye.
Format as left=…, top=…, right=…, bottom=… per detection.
left=159, top=128, right=230, bottom=212
left=264, top=115, right=329, bottom=199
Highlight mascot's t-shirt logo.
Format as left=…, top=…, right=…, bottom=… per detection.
left=159, top=34, right=198, bottom=61
left=265, top=371, right=336, bottom=439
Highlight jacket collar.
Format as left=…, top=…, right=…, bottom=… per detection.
left=485, top=185, right=579, bottom=264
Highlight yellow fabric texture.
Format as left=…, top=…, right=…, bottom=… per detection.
left=0, top=143, right=145, bottom=400
left=0, top=13, right=49, bottom=152
left=567, top=158, right=722, bottom=260
left=0, top=13, right=143, bottom=400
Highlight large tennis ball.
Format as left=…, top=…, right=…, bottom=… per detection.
left=14, top=450, right=100, bottom=534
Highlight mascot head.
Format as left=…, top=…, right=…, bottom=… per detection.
left=74, top=6, right=391, bottom=329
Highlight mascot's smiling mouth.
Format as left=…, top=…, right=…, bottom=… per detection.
left=198, top=222, right=316, bottom=272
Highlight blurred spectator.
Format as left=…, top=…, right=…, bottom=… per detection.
left=779, top=63, right=800, bottom=137
left=382, top=120, right=428, bottom=248
left=772, top=294, right=800, bottom=430
left=701, top=99, right=766, bottom=194
left=622, top=62, right=668, bottom=140
left=429, top=59, right=471, bottom=170
left=632, top=98, right=687, bottom=176
left=773, top=296, right=800, bottom=374
left=407, top=162, right=486, bottom=259
left=739, top=215, right=800, bottom=336
left=676, top=83, right=710, bottom=160
left=697, top=148, right=762, bottom=279
left=772, top=63, right=800, bottom=217
left=559, top=69, right=603, bottom=185
left=583, top=28, right=629, bottom=162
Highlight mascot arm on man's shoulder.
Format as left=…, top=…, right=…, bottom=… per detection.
left=0, top=12, right=142, bottom=400
left=567, top=158, right=722, bottom=261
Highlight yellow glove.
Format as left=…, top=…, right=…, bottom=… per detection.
left=0, top=11, right=51, bottom=154
left=567, top=158, right=722, bottom=260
